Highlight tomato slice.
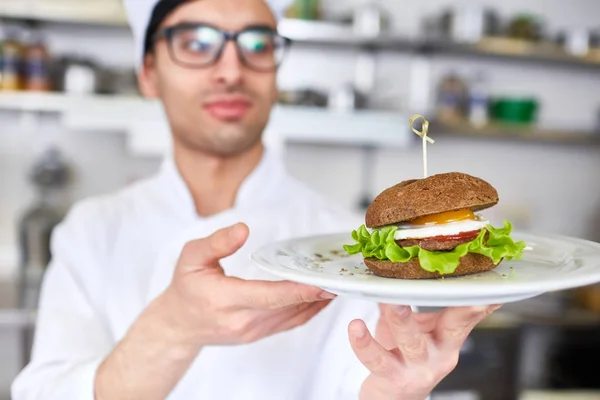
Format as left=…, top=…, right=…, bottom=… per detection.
left=423, top=230, right=481, bottom=242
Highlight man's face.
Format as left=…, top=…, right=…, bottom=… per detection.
left=141, top=0, right=279, bottom=156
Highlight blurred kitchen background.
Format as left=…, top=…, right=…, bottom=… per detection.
left=1, top=0, right=600, bottom=399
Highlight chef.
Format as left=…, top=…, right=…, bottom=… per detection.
left=11, top=0, right=501, bottom=399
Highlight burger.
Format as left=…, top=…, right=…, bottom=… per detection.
left=343, top=172, right=526, bottom=279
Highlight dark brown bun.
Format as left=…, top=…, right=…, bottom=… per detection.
left=364, top=253, right=500, bottom=280
left=365, top=172, right=499, bottom=229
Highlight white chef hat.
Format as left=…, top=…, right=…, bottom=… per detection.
left=123, top=0, right=293, bottom=68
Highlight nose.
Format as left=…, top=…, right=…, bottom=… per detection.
left=212, top=41, right=243, bottom=86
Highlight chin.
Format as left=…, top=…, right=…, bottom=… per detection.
left=176, top=128, right=262, bottom=157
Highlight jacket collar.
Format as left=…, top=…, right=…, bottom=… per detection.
left=156, top=147, right=287, bottom=221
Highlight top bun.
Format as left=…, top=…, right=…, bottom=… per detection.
left=365, top=172, right=499, bottom=228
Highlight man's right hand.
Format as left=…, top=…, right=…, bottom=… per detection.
left=162, top=222, right=336, bottom=347
left=95, top=223, right=334, bottom=400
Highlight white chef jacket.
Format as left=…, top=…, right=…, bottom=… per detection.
left=11, top=148, right=382, bottom=400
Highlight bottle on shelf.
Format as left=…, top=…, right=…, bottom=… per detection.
left=468, top=71, right=490, bottom=127
left=0, top=25, right=4, bottom=88
left=436, top=71, right=469, bottom=123
left=23, top=25, right=52, bottom=92
left=0, top=24, right=25, bottom=91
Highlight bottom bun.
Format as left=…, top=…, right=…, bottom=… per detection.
left=364, top=253, right=500, bottom=280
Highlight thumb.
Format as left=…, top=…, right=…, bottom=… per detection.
left=177, top=223, right=249, bottom=272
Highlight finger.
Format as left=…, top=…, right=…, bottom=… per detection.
left=374, top=305, right=437, bottom=351
left=382, top=305, right=429, bottom=365
left=246, top=301, right=321, bottom=332
left=435, top=305, right=501, bottom=350
left=236, top=301, right=329, bottom=343
left=381, top=305, right=442, bottom=334
left=232, top=279, right=336, bottom=310
left=348, top=319, right=401, bottom=381
left=267, top=300, right=331, bottom=335
left=373, top=305, right=396, bottom=351
left=413, top=312, right=444, bottom=333
left=178, top=223, right=249, bottom=271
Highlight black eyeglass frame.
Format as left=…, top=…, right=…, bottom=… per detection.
left=152, top=22, right=292, bottom=72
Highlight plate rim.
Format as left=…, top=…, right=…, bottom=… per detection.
left=250, top=230, right=600, bottom=298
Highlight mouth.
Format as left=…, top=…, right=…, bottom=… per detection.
left=204, top=97, right=253, bottom=121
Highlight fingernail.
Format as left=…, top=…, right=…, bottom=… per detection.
left=489, top=304, right=503, bottom=312
left=320, top=291, right=337, bottom=300
left=472, top=306, right=489, bottom=313
left=394, top=306, right=411, bottom=316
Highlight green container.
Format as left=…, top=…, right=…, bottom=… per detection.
left=489, top=98, right=539, bottom=124
left=291, top=0, right=320, bottom=20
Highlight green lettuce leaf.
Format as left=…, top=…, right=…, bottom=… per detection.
left=343, top=220, right=526, bottom=276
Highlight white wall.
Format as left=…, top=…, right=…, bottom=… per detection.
left=2, top=0, right=600, bottom=280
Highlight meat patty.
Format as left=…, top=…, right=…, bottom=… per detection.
left=397, top=230, right=483, bottom=251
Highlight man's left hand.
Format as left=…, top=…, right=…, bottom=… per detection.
left=348, top=304, right=501, bottom=400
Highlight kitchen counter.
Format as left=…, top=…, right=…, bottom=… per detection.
left=475, top=291, right=600, bottom=330
left=521, top=391, right=600, bottom=399
left=478, top=308, right=600, bottom=329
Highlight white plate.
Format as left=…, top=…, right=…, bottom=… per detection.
left=251, top=231, right=600, bottom=307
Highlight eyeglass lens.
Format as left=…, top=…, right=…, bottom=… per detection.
left=169, top=26, right=287, bottom=70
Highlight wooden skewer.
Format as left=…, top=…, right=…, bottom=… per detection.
left=410, top=114, right=435, bottom=178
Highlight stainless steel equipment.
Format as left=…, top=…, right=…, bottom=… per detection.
left=17, top=147, right=71, bottom=365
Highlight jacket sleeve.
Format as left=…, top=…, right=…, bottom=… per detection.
left=11, top=204, right=114, bottom=400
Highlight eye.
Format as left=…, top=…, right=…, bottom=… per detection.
left=176, top=27, right=222, bottom=53
left=239, top=31, right=275, bottom=53
left=184, top=39, right=213, bottom=52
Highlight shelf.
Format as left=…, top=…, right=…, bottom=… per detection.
left=0, top=92, right=412, bottom=155
left=281, top=25, right=600, bottom=69
left=0, top=0, right=128, bottom=26
left=278, top=18, right=414, bottom=50
left=1, top=93, right=598, bottom=149
left=423, top=36, right=600, bottom=71
left=0, top=92, right=147, bottom=114
left=3, top=4, right=600, bottom=71
left=435, top=119, right=600, bottom=145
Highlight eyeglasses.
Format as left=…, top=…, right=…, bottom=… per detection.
left=153, top=23, right=292, bottom=72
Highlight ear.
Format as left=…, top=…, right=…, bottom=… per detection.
left=137, top=54, right=159, bottom=98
